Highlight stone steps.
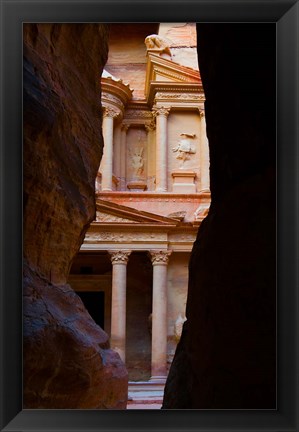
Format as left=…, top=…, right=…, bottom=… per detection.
left=127, top=380, right=165, bottom=409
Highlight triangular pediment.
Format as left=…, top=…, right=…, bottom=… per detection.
left=145, top=53, right=203, bottom=104
left=145, top=52, right=201, bottom=91
left=94, top=199, right=178, bottom=226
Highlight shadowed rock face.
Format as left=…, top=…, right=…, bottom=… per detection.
left=163, top=24, right=276, bottom=409
left=23, top=23, right=128, bottom=409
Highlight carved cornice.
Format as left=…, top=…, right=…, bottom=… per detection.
left=102, top=92, right=125, bottom=110
left=147, top=83, right=204, bottom=107
left=146, top=52, right=200, bottom=86
left=149, top=250, right=172, bottom=265
left=155, top=92, right=205, bottom=101
left=84, top=231, right=167, bottom=243
left=109, top=250, right=131, bottom=264
left=155, top=67, right=190, bottom=82
left=152, top=106, right=171, bottom=117
left=125, top=110, right=153, bottom=119
left=101, top=75, right=133, bottom=121
left=145, top=52, right=202, bottom=103
left=101, top=76, right=133, bottom=105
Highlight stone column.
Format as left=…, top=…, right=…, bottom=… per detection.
left=120, top=123, right=129, bottom=190
left=145, top=122, right=156, bottom=191
left=109, top=250, right=131, bottom=362
left=101, top=107, right=119, bottom=191
left=199, top=110, right=210, bottom=191
left=149, top=250, right=172, bottom=381
left=152, top=106, right=170, bottom=192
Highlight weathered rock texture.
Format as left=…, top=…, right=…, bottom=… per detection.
left=163, top=24, right=276, bottom=409
left=23, top=24, right=128, bottom=409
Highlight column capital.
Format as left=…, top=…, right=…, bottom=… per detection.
left=198, top=109, right=205, bottom=118
left=121, top=123, right=130, bottom=132
left=109, top=250, right=131, bottom=264
left=149, top=250, right=172, bottom=266
left=103, top=106, right=119, bottom=119
left=145, top=121, right=156, bottom=133
left=152, top=106, right=171, bottom=118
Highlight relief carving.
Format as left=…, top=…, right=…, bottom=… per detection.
left=96, top=212, right=133, bottom=223
left=102, top=92, right=124, bottom=109
left=144, top=34, right=172, bottom=58
left=130, top=147, right=144, bottom=177
left=85, top=232, right=119, bottom=241
left=85, top=232, right=167, bottom=243
left=129, top=131, right=146, bottom=178
left=155, top=93, right=204, bottom=101
left=172, top=133, right=196, bottom=163
left=169, top=232, right=196, bottom=242
left=125, top=110, right=153, bottom=119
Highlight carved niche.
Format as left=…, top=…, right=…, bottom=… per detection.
left=126, top=128, right=147, bottom=190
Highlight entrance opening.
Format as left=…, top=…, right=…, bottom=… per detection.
left=126, top=251, right=153, bottom=381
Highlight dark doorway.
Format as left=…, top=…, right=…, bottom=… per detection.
left=77, top=291, right=105, bottom=330
left=126, top=252, right=153, bottom=381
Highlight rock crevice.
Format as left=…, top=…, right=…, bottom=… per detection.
left=163, top=23, right=276, bottom=409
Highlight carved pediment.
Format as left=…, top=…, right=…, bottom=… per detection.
left=145, top=53, right=204, bottom=105
left=146, top=53, right=201, bottom=84
left=96, top=212, right=134, bottom=223
left=95, top=199, right=178, bottom=226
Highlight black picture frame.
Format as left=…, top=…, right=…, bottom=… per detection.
left=1, top=0, right=298, bottom=431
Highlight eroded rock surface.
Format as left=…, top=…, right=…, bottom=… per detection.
left=163, top=24, right=276, bottom=409
left=23, top=23, right=128, bottom=409
left=23, top=266, right=128, bottom=409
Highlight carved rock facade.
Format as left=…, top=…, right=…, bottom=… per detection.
left=69, top=24, right=211, bottom=385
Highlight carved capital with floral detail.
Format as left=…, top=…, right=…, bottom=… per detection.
left=149, top=250, right=172, bottom=266
left=198, top=109, right=205, bottom=118
left=103, top=107, right=119, bottom=119
left=145, top=121, right=156, bottom=133
left=152, top=106, right=171, bottom=118
left=121, top=123, right=130, bottom=132
left=109, top=250, right=131, bottom=264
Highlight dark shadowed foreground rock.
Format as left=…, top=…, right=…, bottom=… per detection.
left=23, top=23, right=128, bottom=409
left=163, top=24, right=276, bottom=409
left=23, top=266, right=128, bottom=409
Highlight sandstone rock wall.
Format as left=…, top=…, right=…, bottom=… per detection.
left=23, top=23, right=128, bottom=409
left=163, top=24, right=276, bottom=409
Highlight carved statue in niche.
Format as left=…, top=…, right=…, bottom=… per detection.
left=130, top=147, right=144, bottom=177
left=144, top=34, right=172, bottom=58
left=172, top=133, right=197, bottom=164
left=129, top=130, right=145, bottom=178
